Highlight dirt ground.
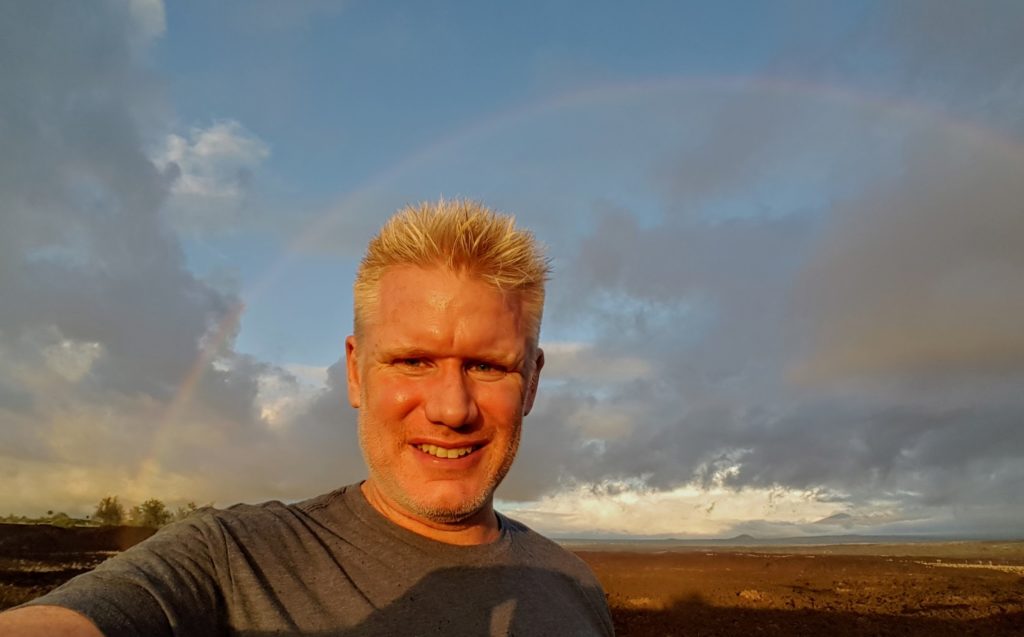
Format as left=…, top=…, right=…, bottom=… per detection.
left=577, top=546, right=1024, bottom=636
left=0, top=523, right=155, bottom=611
left=2, top=523, right=1022, bottom=635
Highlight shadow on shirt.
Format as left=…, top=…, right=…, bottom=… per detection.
left=240, top=564, right=611, bottom=637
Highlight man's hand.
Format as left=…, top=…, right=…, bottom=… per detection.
left=0, top=605, right=104, bottom=636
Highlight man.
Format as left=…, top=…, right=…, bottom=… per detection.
left=0, top=200, right=614, bottom=636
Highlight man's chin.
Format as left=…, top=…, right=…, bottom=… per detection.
left=404, top=487, right=492, bottom=525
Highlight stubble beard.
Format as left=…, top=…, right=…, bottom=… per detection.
left=358, top=413, right=522, bottom=525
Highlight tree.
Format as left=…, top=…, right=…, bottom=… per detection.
left=129, top=498, right=172, bottom=528
left=49, top=512, right=74, bottom=528
left=173, top=501, right=199, bottom=522
left=93, top=496, right=125, bottom=526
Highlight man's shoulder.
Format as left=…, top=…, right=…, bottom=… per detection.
left=500, top=512, right=570, bottom=554
left=500, top=513, right=601, bottom=584
left=182, top=485, right=352, bottom=538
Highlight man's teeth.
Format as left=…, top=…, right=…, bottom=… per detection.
left=416, top=444, right=475, bottom=459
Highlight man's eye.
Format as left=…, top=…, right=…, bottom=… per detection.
left=468, top=362, right=506, bottom=377
left=396, top=358, right=425, bottom=368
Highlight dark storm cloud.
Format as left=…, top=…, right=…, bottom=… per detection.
left=499, top=387, right=600, bottom=502
left=499, top=5, right=1024, bottom=534
left=0, top=1, right=215, bottom=399
left=512, top=159, right=1024, bottom=528
left=794, top=134, right=1024, bottom=381
left=280, top=359, right=366, bottom=489
left=500, top=203, right=804, bottom=499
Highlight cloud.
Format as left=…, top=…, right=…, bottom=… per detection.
left=154, top=120, right=271, bottom=237
left=860, top=1, right=1024, bottom=124
left=502, top=481, right=847, bottom=538
left=793, top=133, right=1024, bottom=381
left=541, top=341, right=653, bottom=385
left=0, top=1, right=359, bottom=516
left=3, top=0, right=1024, bottom=540
left=256, top=364, right=327, bottom=430
left=519, top=142, right=1023, bottom=532
left=498, top=23, right=1024, bottom=533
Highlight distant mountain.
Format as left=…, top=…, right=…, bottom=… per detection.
left=814, top=512, right=853, bottom=525
left=557, top=532, right=975, bottom=549
left=724, top=534, right=757, bottom=544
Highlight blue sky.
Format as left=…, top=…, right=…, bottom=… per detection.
left=161, top=1, right=867, bottom=366
left=3, top=0, right=1024, bottom=538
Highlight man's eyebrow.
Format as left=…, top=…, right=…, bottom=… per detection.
left=470, top=351, right=525, bottom=369
left=379, top=346, right=524, bottom=366
left=379, top=345, right=432, bottom=358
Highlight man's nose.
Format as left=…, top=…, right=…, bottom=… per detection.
left=424, top=364, right=478, bottom=428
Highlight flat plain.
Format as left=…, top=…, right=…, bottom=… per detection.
left=2, top=523, right=1022, bottom=635
left=576, top=541, right=1024, bottom=636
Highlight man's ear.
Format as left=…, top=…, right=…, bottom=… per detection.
left=345, top=335, right=361, bottom=409
left=523, top=347, right=544, bottom=416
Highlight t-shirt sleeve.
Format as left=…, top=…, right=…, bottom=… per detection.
left=20, top=515, right=226, bottom=637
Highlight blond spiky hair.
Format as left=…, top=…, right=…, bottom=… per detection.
left=353, top=199, right=551, bottom=345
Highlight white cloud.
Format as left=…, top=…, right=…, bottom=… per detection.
left=43, top=338, right=103, bottom=382
left=282, top=363, right=329, bottom=387
left=154, top=120, right=270, bottom=236
left=256, top=364, right=328, bottom=430
left=501, top=481, right=848, bottom=538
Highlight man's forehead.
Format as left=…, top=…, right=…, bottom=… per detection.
left=362, top=266, right=528, bottom=351
left=376, top=265, right=520, bottom=308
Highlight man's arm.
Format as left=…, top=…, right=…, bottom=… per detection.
left=2, top=512, right=225, bottom=637
left=0, top=605, right=104, bottom=636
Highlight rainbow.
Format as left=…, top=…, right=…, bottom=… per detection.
left=140, top=74, right=1024, bottom=494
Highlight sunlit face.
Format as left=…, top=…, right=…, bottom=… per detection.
left=346, top=266, right=543, bottom=526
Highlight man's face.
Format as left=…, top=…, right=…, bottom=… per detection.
left=346, top=265, right=543, bottom=525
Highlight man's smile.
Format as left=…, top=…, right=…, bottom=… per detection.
left=414, top=443, right=480, bottom=459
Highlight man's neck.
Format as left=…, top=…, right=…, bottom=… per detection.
left=360, top=481, right=501, bottom=546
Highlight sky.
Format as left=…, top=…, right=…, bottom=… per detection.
left=2, top=0, right=1023, bottom=539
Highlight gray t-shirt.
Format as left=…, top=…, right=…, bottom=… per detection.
left=26, top=484, right=613, bottom=636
